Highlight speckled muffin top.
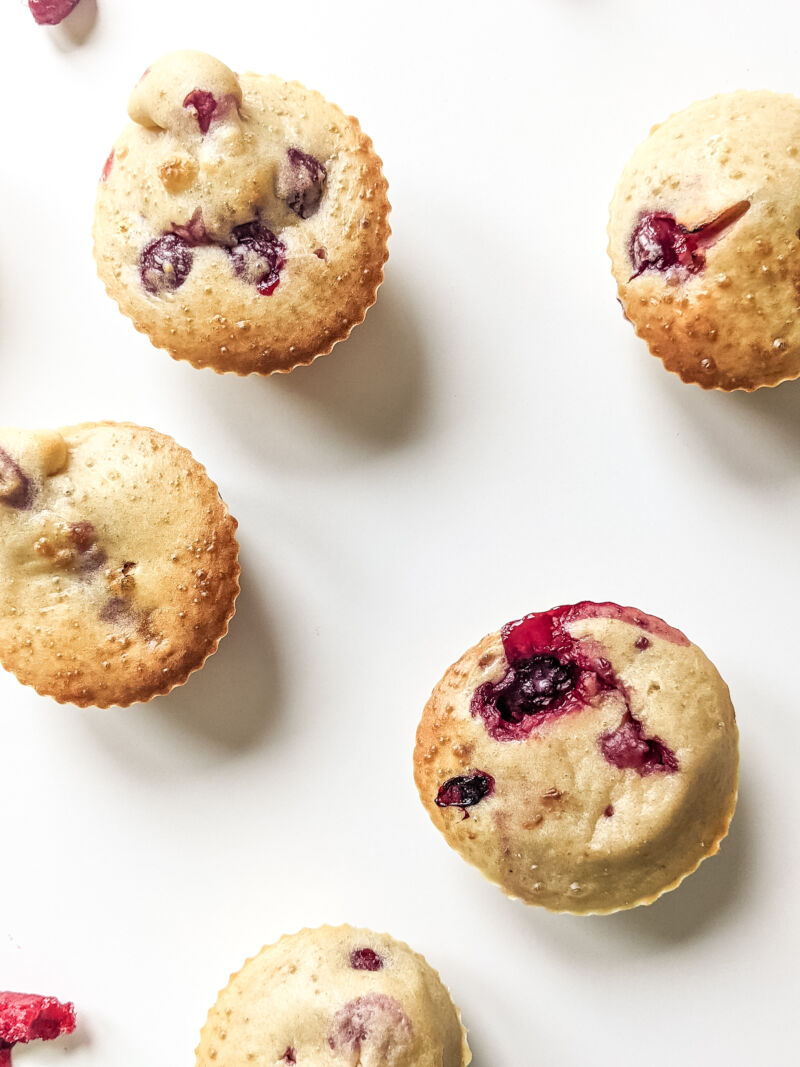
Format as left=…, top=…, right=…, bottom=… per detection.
left=609, top=90, right=800, bottom=390
left=93, top=50, right=390, bottom=375
left=414, top=602, right=738, bottom=914
left=0, top=423, right=239, bottom=707
left=195, top=925, right=470, bottom=1067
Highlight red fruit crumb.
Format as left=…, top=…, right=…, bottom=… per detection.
left=101, top=150, right=115, bottom=182
left=28, top=0, right=80, bottom=25
left=0, top=993, right=75, bottom=1064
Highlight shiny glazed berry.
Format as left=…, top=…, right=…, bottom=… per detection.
left=435, top=771, right=495, bottom=808
left=140, top=234, right=194, bottom=295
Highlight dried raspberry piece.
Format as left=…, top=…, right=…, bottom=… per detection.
left=349, top=948, right=384, bottom=971
left=0, top=993, right=75, bottom=1065
left=28, top=0, right=80, bottom=25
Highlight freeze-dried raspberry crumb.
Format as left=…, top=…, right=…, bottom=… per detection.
left=0, top=993, right=75, bottom=1064
left=29, top=1, right=80, bottom=25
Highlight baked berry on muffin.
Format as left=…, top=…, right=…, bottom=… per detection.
left=0, top=992, right=75, bottom=1065
left=609, top=90, right=800, bottom=390
left=0, top=423, right=239, bottom=707
left=196, top=926, right=471, bottom=1067
left=414, top=601, right=738, bottom=914
left=93, top=50, right=390, bottom=375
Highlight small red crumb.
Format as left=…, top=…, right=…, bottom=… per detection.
left=604, top=805, right=614, bottom=818
left=101, top=149, right=115, bottom=182
left=314, top=248, right=327, bottom=260
left=0, top=993, right=75, bottom=1063
left=635, top=635, right=650, bottom=650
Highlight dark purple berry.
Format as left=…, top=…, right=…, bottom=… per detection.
left=599, top=714, right=678, bottom=776
left=635, top=635, right=650, bottom=650
left=227, top=222, right=287, bottom=295
left=140, top=234, right=194, bottom=295
left=350, top=948, right=383, bottom=972
left=28, top=0, right=79, bottom=25
left=435, top=771, right=495, bottom=809
left=279, top=148, right=327, bottom=219
left=0, top=447, right=34, bottom=510
left=491, top=654, right=577, bottom=723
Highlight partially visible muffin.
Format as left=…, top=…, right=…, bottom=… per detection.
left=415, top=601, right=738, bottom=914
left=609, top=90, right=800, bottom=389
left=196, top=926, right=471, bottom=1067
left=0, top=422, right=239, bottom=707
left=94, top=50, right=390, bottom=375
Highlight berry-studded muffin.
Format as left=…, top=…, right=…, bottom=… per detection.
left=0, top=423, right=239, bottom=707
left=93, top=50, right=390, bottom=375
left=609, top=90, right=800, bottom=390
left=0, top=992, right=75, bottom=1065
left=196, top=926, right=471, bottom=1067
left=414, top=602, right=738, bottom=914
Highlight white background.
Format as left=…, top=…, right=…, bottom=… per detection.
left=0, top=0, right=798, bottom=1063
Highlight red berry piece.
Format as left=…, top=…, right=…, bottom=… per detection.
left=599, top=713, right=678, bottom=776
left=100, top=149, right=115, bottom=183
left=28, top=0, right=80, bottom=25
left=183, top=90, right=218, bottom=135
left=328, top=994, right=413, bottom=1060
left=349, top=948, right=384, bottom=972
left=0, top=448, right=34, bottom=511
left=629, top=200, right=750, bottom=279
left=0, top=993, right=76, bottom=1065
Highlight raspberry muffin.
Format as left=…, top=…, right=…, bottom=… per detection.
left=94, top=50, right=390, bottom=375
left=609, top=90, right=800, bottom=389
left=414, top=602, right=738, bottom=914
left=0, top=423, right=239, bottom=707
left=0, top=992, right=75, bottom=1066
left=196, top=926, right=471, bottom=1067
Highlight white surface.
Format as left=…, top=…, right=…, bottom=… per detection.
left=0, top=0, right=798, bottom=1063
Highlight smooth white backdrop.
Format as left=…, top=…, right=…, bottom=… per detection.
left=0, top=0, right=797, bottom=1063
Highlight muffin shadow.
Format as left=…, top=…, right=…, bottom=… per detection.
left=662, top=370, right=800, bottom=482
left=187, top=280, right=428, bottom=467
left=148, top=558, right=280, bottom=753
left=50, top=0, right=98, bottom=48
left=271, top=281, right=428, bottom=449
left=79, top=554, right=280, bottom=776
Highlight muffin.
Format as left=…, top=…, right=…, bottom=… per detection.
left=414, top=601, right=738, bottom=914
left=0, top=423, right=239, bottom=707
left=609, top=90, right=800, bottom=389
left=93, top=50, right=390, bottom=375
left=0, top=992, right=76, bottom=1064
left=196, top=926, right=471, bottom=1067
